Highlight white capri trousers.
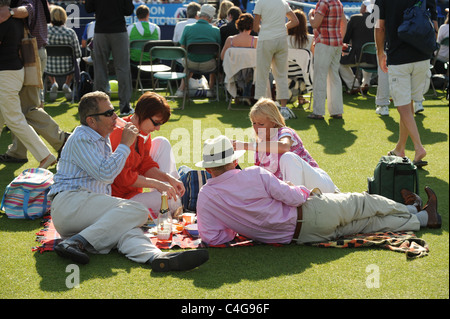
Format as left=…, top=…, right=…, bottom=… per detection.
left=254, top=36, right=290, bottom=101
left=279, top=152, right=339, bottom=193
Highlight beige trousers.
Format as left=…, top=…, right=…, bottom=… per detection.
left=254, top=36, right=290, bottom=100
left=312, top=43, right=344, bottom=116
left=51, top=190, right=161, bottom=263
left=296, top=192, right=420, bottom=244
left=0, top=68, right=50, bottom=162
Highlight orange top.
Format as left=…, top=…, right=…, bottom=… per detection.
left=110, top=116, right=159, bottom=199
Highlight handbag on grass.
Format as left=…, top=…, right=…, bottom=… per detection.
left=21, top=23, right=43, bottom=89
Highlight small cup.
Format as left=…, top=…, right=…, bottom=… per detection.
left=182, top=213, right=196, bottom=225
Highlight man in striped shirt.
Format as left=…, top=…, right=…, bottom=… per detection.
left=49, top=91, right=209, bottom=271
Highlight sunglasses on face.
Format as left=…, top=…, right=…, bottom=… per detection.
left=150, top=117, right=163, bottom=127
left=88, top=109, right=116, bottom=117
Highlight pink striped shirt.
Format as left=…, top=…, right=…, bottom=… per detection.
left=197, top=166, right=310, bottom=245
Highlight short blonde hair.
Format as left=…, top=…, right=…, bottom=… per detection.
left=249, top=98, right=286, bottom=128
left=50, top=5, right=67, bottom=26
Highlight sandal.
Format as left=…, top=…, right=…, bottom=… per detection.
left=307, top=114, right=324, bottom=120
left=330, top=114, right=343, bottom=119
left=387, top=150, right=401, bottom=157
left=413, top=160, right=428, bottom=168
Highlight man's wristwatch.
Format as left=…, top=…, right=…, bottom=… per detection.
left=9, top=8, right=15, bottom=16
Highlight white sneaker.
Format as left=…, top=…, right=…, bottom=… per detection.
left=414, top=101, right=424, bottom=114
left=279, top=107, right=292, bottom=120
left=49, top=82, right=58, bottom=101
left=175, top=90, right=184, bottom=97
left=63, top=83, right=72, bottom=100
left=375, top=105, right=389, bottom=116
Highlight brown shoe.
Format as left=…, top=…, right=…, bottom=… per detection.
left=422, top=186, right=441, bottom=229
left=400, top=189, right=423, bottom=212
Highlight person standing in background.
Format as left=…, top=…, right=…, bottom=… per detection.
left=85, top=0, right=135, bottom=116
left=0, top=0, right=69, bottom=165
left=307, top=0, right=347, bottom=120
left=375, top=0, right=438, bottom=168
left=253, top=0, right=299, bottom=120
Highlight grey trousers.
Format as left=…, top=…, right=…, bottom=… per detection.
left=51, top=190, right=162, bottom=264
left=93, top=32, right=132, bottom=112
left=296, top=192, right=420, bottom=244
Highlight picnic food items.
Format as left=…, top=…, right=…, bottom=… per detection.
left=157, top=192, right=172, bottom=240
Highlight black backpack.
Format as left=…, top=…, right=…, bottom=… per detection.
left=77, top=71, right=93, bottom=101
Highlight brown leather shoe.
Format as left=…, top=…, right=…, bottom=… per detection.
left=422, top=186, right=441, bottom=229
left=400, top=189, right=423, bottom=212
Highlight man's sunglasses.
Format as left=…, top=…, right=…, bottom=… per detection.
left=88, top=109, right=116, bottom=117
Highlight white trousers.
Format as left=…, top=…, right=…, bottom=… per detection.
left=279, top=152, right=338, bottom=193
left=312, top=43, right=343, bottom=116
left=52, top=190, right=161, bottom=263
left=0, top=68, right=51, bottom=162
left=130, top=137, right=182, bottom=216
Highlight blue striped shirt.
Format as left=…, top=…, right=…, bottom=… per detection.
left=49, top=125, right=130, bottom=196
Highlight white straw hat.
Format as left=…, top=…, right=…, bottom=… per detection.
left=195, top=135, right=246, bottom=168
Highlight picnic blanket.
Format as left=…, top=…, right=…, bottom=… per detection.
left=33, top=216, right=429, bottom=259
left=32, top=215, right=265, bottom=253
left=304, top=231, right=429, bottom=259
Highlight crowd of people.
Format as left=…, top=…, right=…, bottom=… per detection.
left=0, top=0, right=447, bottom=272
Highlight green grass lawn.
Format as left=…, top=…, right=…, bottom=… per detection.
left=0, top=87, right=448, bottom=302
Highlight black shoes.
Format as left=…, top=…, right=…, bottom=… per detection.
left=55, top=238, right=90, bottom=265
left=0, top=153, right=28, bottom=163
left=55, top=237, right=210, bottom=271
left=151, top=250, right=209, bottom=272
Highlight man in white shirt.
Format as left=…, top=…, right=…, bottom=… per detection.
left=172, top=1, right=200, bottom=43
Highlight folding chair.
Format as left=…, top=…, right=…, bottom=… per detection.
left=351, top=42, right=377, bottom=96
left=43, top=45, right=79, bottom=104
left=149, top=46, right=189, bottom=110
left=222, top=47, right=257, bottom=110
left=186, top=42, right=221, bottom=102
left=134, top=40, right=175, bottom=103
left=287, top=48, right=314, bottom=109
left=429, top=37, right=449, bottom=97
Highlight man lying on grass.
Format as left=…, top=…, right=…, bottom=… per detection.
left=196, top=135, right=441, bottom=246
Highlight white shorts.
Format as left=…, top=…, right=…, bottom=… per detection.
left=388, top=59, right=431, bottom=106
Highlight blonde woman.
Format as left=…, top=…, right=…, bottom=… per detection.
left=216, top=0, right=234, bottom=27
left=233, top=98, right=338, bottom=193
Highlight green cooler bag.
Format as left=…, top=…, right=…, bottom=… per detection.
left=368, top=156, right=419, bottom=204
